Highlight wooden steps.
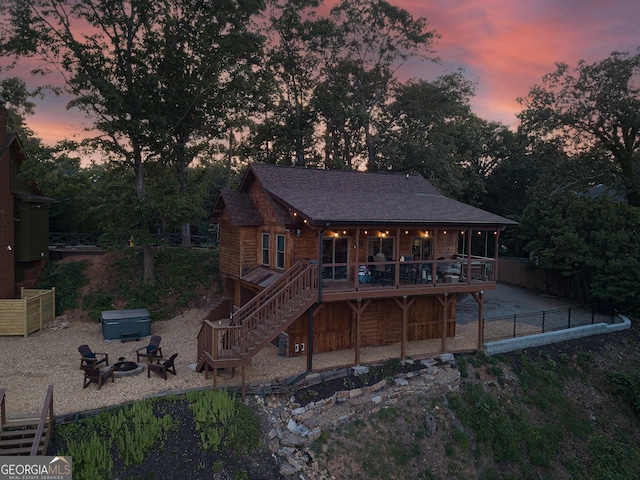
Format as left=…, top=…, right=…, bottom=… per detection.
left=0, top=421, right=50, bottom=456
left=0, top=424, right=49, bottom=455
left=197, top=262, right=320, bottom=389
left=0, top=386, right=54, bottom=457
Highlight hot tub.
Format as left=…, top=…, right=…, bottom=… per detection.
left=100, top=308, right=151, bottom=342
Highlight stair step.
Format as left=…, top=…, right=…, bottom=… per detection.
left=0, top=444, right=45, bottom=455
left=0, top=435, right=44, bottom=448
left=3, top=416, right=41, bottom=429
left=0, top=427, right=44, bottom=441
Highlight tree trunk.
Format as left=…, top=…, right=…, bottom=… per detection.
left=181, top=222, right=192, bottom=248
left=133, top=141, right=154, bottom=285
left=143, top=243, right=155, bottom=284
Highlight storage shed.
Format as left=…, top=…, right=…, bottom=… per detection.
left=101, top=309, right=151, bottom=342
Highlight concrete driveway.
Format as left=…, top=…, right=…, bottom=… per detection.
left=456, top=283, right=593, bottom=323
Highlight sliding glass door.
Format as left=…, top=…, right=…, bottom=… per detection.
left=322, top=236, right=349, bottom=280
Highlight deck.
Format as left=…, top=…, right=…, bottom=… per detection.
left=318, top=256, right=497, bottom=302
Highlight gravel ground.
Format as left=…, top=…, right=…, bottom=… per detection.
left=0, top=283, right=609, bottom=418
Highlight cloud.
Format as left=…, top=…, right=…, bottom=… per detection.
left=3, top=0, right=639, bottom=142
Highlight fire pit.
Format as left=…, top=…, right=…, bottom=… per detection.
left=112, top=357, right=144, bottom=377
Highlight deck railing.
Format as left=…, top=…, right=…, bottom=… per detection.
left=320, top=256, right=496, bottom=290
left=30, top=385, right=54, bottom=456
left=198, top=261, right=319, bottom=367
left=229, top=260, right=312, bottom=329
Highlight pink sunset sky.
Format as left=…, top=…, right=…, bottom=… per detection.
left=4, top=0, right=639, bottom=146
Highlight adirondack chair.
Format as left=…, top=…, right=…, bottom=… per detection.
left=136, top=335, right=163, bottom=362
left=82, top=366, right=115, bottom=390
left=78, top=344, right=109, bottom=369
left=147, top=353, right=177, bottom=380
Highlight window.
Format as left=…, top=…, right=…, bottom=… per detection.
left=261, top=233, right=269, bottom=266
left=411, top=237, right=432, bottom=260
left=276, top=234, right=285, bottom=270
left=367, top=237, right=395, bottom=262
left=322, top=236, right=349, bottom=280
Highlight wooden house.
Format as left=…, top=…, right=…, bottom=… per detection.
left=0, top=96, right=54, bottom=298
left=198, top=164, right=516, bottom=381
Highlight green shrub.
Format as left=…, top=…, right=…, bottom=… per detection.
left=606, top=371, right=640, bottom=418
left=186, top=390, right=261, bottom=454
left=54, top=397, right=178, bottom=477
left=565, top=434, right=640, bottom=480
left=64, top=431, right=112, bottom=480
left=37, top=260, right=89, bottom=313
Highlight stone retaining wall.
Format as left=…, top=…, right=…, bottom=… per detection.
left=256, top=355, right=461, bottom=478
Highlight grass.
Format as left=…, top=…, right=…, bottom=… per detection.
left=445, top=348, right=640, bottom=480
left=55, top=396, right=180, bottom=479
left=53, top=391, right=264, bottom=480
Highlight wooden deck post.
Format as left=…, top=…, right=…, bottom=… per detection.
left=401, top=296, right=407, bottom=358
left=437, top=293, right=453, bottom=353
left=241, top=365, right=246, bottom=403
left=355, top=299, right=361, bottom=365
left=393, top=295, right=415, bottom=358
left=472, top=291, right=484, bottom=349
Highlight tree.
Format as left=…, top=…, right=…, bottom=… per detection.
left=517, top=49, right=640, bottom=207
left=321, top=0, right=439, bottom=170
left=378, top=72, right=510, bottom=204
left=519, top=193, right=640, bottom=309
left=251, top=0, right=323, bottom=167
left=1, top=0, right=263, bottom=282
left=0, top=74, right=47, bottom=153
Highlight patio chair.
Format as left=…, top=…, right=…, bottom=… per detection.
left=78, top=344, right=109, bottom=369
left=147, top=353, right=178, bottom=380
left=136, top=335, right=163, bottom=363
left=82, top=366, right=115, bottom=390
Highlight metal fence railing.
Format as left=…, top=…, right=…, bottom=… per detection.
left=482, top=305, right=618, bottom=343
left=49, top=230, right=219, bottom=248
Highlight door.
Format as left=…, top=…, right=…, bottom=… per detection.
left=322, top=236, right=349, bottom=280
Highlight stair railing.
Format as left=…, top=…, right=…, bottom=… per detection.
left=229, top=260, right=311, bottom=328
left=30, top=385, right=54, bottom=456
left=0, top=388, right=5, bottom=433
left=203, top=262, right=318, bottom=364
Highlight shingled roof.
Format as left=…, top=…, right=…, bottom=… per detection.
left=212, top=164, right=517, bottom=227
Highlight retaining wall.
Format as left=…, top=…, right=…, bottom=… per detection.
left=484, top=315, right=631, bottom=355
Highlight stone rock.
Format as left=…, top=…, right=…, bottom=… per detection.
left=281, top=432, right=308, bottom=447
left=287, top=418, right=298, bottom=432
left=394, top=378, right=409, bottom=387
left=352, top=365, right=370, bottom=376
left=295, top=424, right=310, bottom=436
left=279, top=462, right=300, bottom=476
left=424, top=413, right=437, bottom=436
left=440, top=353, right=455, bottom=363
left=268, top=437, right=280, bottom=453
left=46, top=316, right=71, bottom=330
left=292, top=407, right=306, bottom=416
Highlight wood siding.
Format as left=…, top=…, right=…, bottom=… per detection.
left=293, top=225, right=318, bottom=261
left=284, top=295, right=456, bottom=356
left=218, top=211, right=241, bottom=278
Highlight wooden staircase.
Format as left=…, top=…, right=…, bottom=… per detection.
left=197, top=261, right=319, bottom=374
left=0, top=385, right=54, bottom=456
